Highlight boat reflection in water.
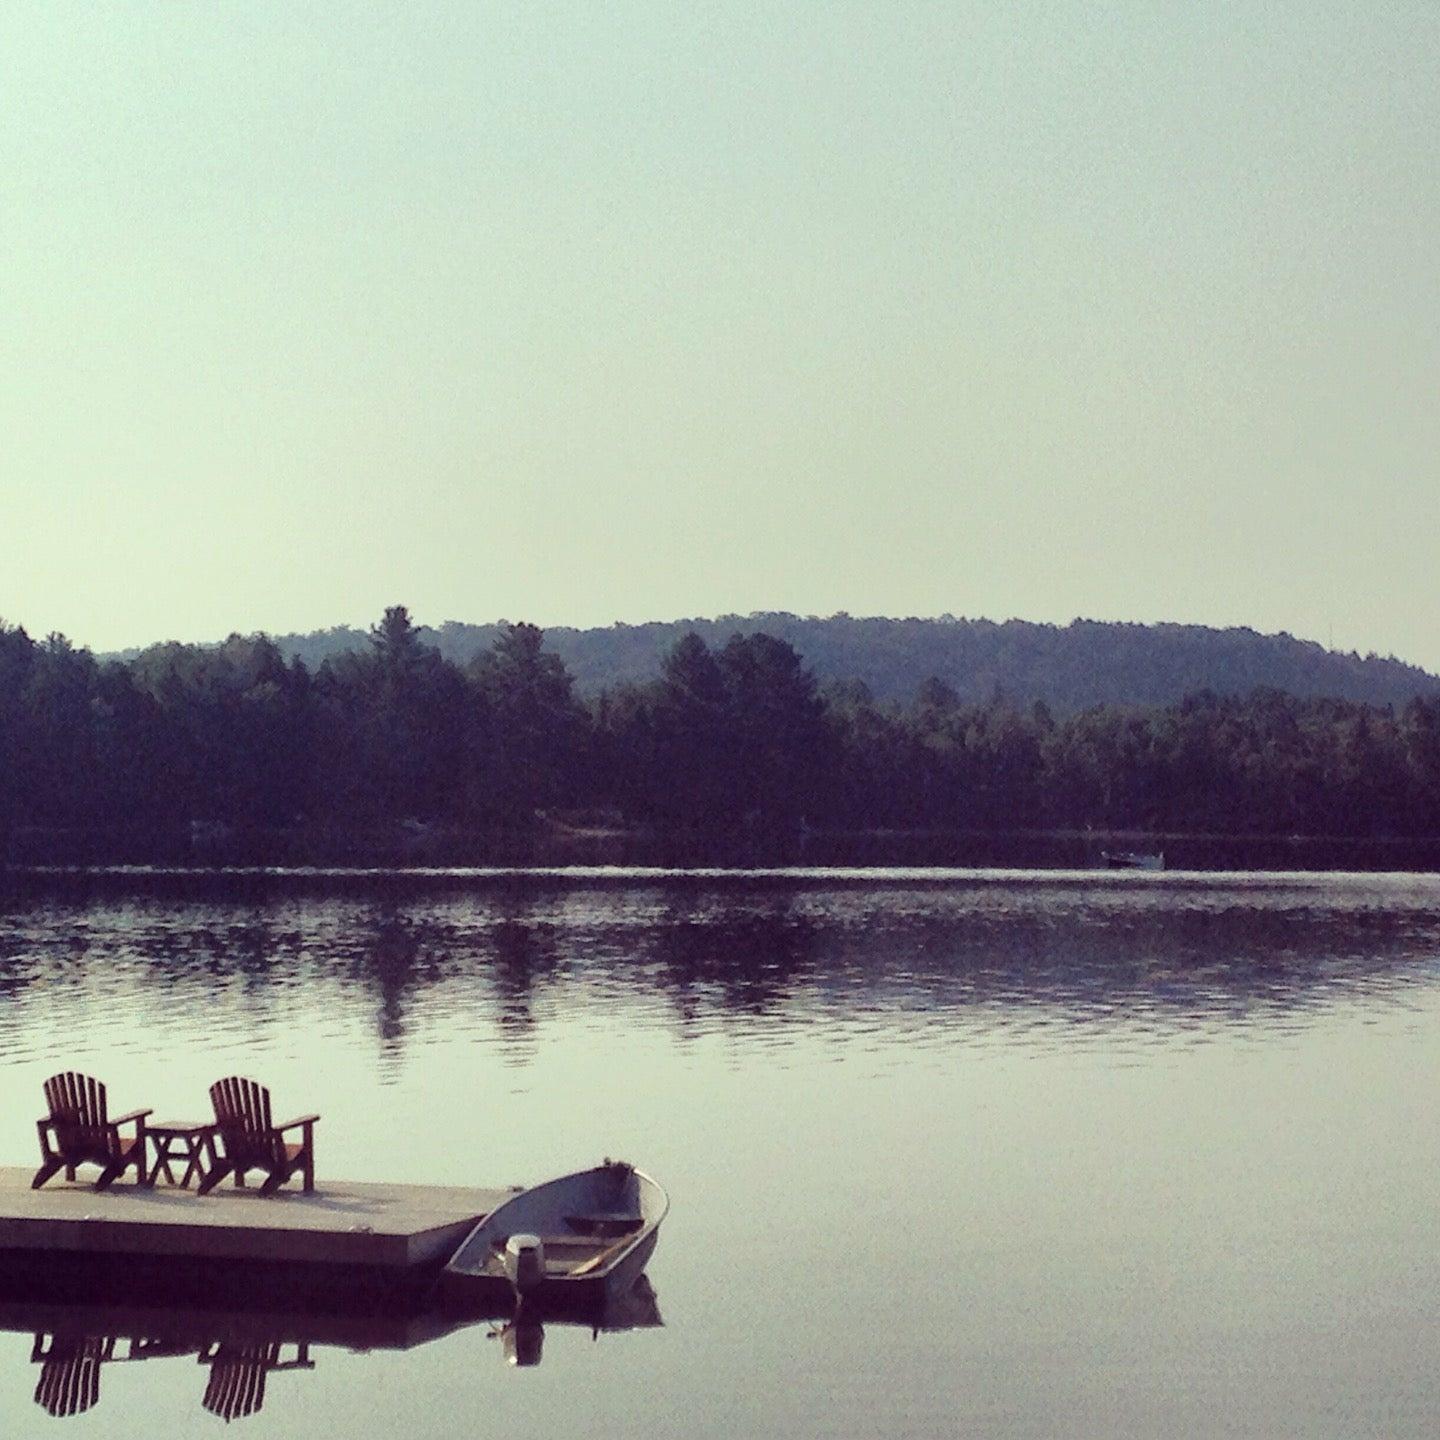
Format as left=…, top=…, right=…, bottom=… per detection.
left=5, top=1268, right=662, bottom=1419
left=493, top=1271, right=663, bottom=1369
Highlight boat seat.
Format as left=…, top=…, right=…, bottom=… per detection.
left=562, top=1213, right=644, bottom=1236
left=489, top=1233, right=609, bottom=1251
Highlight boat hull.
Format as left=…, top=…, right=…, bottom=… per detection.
left=1102, top=851, right=1165, bottom=871
left=440, top=1163, right=668, bottom=1311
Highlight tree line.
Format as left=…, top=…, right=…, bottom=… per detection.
left=244, top=612, right=1439, bottom=711
left=4, top=608, right=1440, bottom=844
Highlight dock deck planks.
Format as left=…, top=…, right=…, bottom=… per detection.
left=0, top=1167, right=515, bottom=1269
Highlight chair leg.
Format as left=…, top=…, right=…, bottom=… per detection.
left=196, top=1161, right=233, bottom=1196
left=93, top=1161, right=122, bottom=1192
left=31, top=1159, right=63, bottom=1190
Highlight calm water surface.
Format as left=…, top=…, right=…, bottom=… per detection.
left=1, top=868, right=1438, bottom=1437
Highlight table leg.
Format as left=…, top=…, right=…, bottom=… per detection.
left=147, top=1141, right=176, bottom=1188
left=179, top=1136, right=209, bottom=1190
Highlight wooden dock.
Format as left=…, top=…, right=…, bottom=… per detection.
left=0, top=1167, right=515, bottom=1271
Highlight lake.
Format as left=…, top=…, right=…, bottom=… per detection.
left=1, top=868, right=1437, bottom=1437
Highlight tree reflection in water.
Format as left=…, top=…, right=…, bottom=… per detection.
left=8, top=870, right=1436, bottom=1061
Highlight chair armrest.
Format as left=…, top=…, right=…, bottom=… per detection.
left=111, top=1109, right=152, bottom=1127
left=275, top=1114, right=320, bottom=1132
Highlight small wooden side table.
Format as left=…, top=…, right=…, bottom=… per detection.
left=145, top=1120, right=218, bottom=1190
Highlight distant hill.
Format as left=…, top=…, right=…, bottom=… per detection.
left=253, top=614, right=1440, bottom=712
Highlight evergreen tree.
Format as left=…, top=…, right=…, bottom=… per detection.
left=470, top=623, right=587, bottom=823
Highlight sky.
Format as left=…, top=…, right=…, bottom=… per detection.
left=2, top=2, right=1437, bottom=665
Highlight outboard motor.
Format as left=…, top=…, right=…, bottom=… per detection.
left=504, top=1233, right=545, bottom=1295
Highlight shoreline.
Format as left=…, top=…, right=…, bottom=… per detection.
left=6, top=822, right=1440, bottom=875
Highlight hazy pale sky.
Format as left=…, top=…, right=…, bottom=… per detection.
left=3, top=2, right=1437, bottom=663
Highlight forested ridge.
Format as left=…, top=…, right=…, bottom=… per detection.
left=107, top=613, right=1440, bottom=711
left=7, top=608, right=1440, bottom=850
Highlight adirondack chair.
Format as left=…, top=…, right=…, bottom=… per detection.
left=33, top=1072, right=151, bottom=1191
left=199, top=1341, right=312, bottom=1422
left=31, top=1334, right=116, bottom=1418
left=197, top=1077, right=319, bottom=1196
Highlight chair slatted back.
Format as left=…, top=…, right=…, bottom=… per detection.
left=43, top=1072, right=114, bottom=1159
left=210, top=1077, right=281, bottom=1170
left=202, top=1343, right=279, bottom=1422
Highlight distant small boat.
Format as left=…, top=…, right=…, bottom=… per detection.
left=1102, top=850, right=1165, bottom=871
left=442, top=1161, right=668, bottom=1307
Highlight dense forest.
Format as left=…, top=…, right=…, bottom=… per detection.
left=194, top=613, right=1440, bottom=711
left=6, top=609, right=1440, bottom=858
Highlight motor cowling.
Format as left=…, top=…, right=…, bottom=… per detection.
left=504, top=1233, right=545, bottom=1294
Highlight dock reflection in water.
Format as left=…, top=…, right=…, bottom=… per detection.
left=8, top=1269, right=662, bottom=1419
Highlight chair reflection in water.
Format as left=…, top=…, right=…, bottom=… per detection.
left=199, top=1341, right=313, bottom=1423
left=29, top=1330, right=312, bottom=1422
left=30, top=1332, right=180, bottom=1418
left=31, top=1334, right=114, bottom=1418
